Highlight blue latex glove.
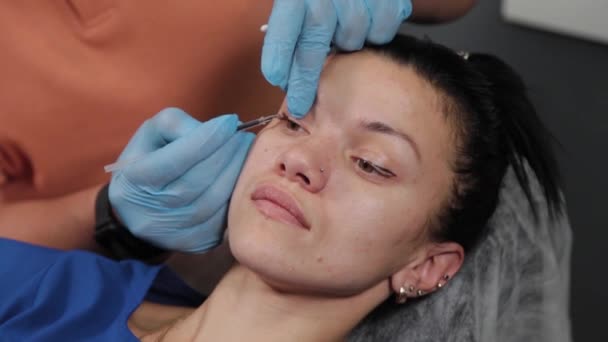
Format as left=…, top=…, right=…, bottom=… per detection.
left=262, top=0, right=412, bottom=118
left=109, top=108, right=254, bottom=253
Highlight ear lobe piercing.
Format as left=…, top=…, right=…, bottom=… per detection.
left=394, top=285, right=425, bottom=304
left=395, top=285, right=415, bottom=304
left=396, top=275, right=451, bottom=304
left=396, top=287, right=408, bottom=304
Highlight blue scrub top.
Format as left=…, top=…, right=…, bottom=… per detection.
left=0, top=238, right=197, bottom=341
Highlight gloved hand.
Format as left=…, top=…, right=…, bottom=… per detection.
left=262, top=0, right=412, bottom=118
left=109, top=108, right=254, bottom=253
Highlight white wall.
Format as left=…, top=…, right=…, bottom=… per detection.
left=502, top=0, right=608, bottom=45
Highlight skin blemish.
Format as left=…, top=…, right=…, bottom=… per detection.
left=316, top=256, right=324, bottom=263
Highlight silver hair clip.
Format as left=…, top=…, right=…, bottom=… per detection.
left=457, top=51, right=470, bottom=60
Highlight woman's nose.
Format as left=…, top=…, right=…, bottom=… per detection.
left=276, top=144, right=329, bottom=193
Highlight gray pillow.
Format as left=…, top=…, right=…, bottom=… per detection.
left=349, top=167, right=572, bottom=342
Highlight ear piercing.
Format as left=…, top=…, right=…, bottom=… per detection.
left=320, top=168, right=325, bottom=173
left=395, top=275, right=450, bottom=304
left=437, top=274, right=450, bottom=289
left=395, top=285, right=415, bottom=304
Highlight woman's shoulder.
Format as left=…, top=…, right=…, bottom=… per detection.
left=0, top=238, right=162, bottom=341
left=0, top=238, right=161, bottom=282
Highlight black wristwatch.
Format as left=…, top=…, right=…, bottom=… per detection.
left=94, top=184, right=167, bottom=262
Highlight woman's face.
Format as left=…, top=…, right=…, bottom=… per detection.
left=228, top=51, right=456, bottom=296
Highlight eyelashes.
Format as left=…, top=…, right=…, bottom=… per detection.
left=353, top=157, right=396, bottom=178
left=278, top=112, right=303, bottom=132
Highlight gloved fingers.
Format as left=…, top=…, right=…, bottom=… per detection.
left=286, top=1, right=338, bottom=118
left=160, top=132, right=254, bottom=206
left=176, top=206, right=229, bottom=254
left=366, top=0, right=412, bottom=44
left=261, top=0, right=307, bottom=89
left=108, top=171, right=144, bottom=220
left=116, top=108, right=202, bottom=162
left=333, top=0, right=371, bottom=51
left=138, top=204, right=229, bottom=253
left=125, top=114, right=240, bottom=188
left=186, top=132, right=255, bottom=222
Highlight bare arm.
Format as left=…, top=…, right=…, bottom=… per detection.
left=410, top=0, right=477, bottom=23
left=0, top=184, right=104, bottom=251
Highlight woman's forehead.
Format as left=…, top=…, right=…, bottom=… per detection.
left=311, top=53, right=445, bottom=128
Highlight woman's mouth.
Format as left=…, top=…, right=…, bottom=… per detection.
left=251, top=184, right=310, bottom=230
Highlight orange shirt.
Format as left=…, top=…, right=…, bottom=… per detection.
left=0, top=0, right=282, bottom=201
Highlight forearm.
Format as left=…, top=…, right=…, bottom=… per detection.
left=410, top=0, right=477, bottom=23
left=0, top=184, right=104, bottom=251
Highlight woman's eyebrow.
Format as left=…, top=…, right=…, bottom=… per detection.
left=359, top=120, right=421, bottom=162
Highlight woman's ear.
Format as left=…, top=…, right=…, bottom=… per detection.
left=390, top=242, right=464, bottom=299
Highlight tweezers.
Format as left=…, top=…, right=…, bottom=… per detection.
left=237, top=114, right=279, bottom=131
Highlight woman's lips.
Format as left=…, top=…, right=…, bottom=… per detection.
left=251, top=184, right=310, bottom=230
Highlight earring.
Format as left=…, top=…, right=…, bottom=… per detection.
left=395, top=284, right=415, bottom=304
left=395, top=286, right=408, bottom=304
left=437, top=274, right=450, bottom=289
left=416, top=289, right=425, bottom=297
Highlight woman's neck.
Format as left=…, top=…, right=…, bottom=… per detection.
left=151, top=263, right=390, bottom=342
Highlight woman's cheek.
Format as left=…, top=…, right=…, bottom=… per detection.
left=243, top=139, right=279, bottom=175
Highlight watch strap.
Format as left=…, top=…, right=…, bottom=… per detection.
left=94, top=184, right=167, bottom=261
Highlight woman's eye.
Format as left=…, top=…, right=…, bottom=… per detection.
left=285, top=119, right=302, bottom=131
left=279, top=114, right=304, bottom=132
left=355, top=158, right=396, bottom=178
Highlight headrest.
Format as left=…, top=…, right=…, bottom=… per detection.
left=350, top=166, right=572, bottom=341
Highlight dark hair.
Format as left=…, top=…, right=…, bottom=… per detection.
left=360, top=35, right=563, bottom=252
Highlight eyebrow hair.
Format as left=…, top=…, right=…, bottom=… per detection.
left=360, top=120, right=421, bottom=161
